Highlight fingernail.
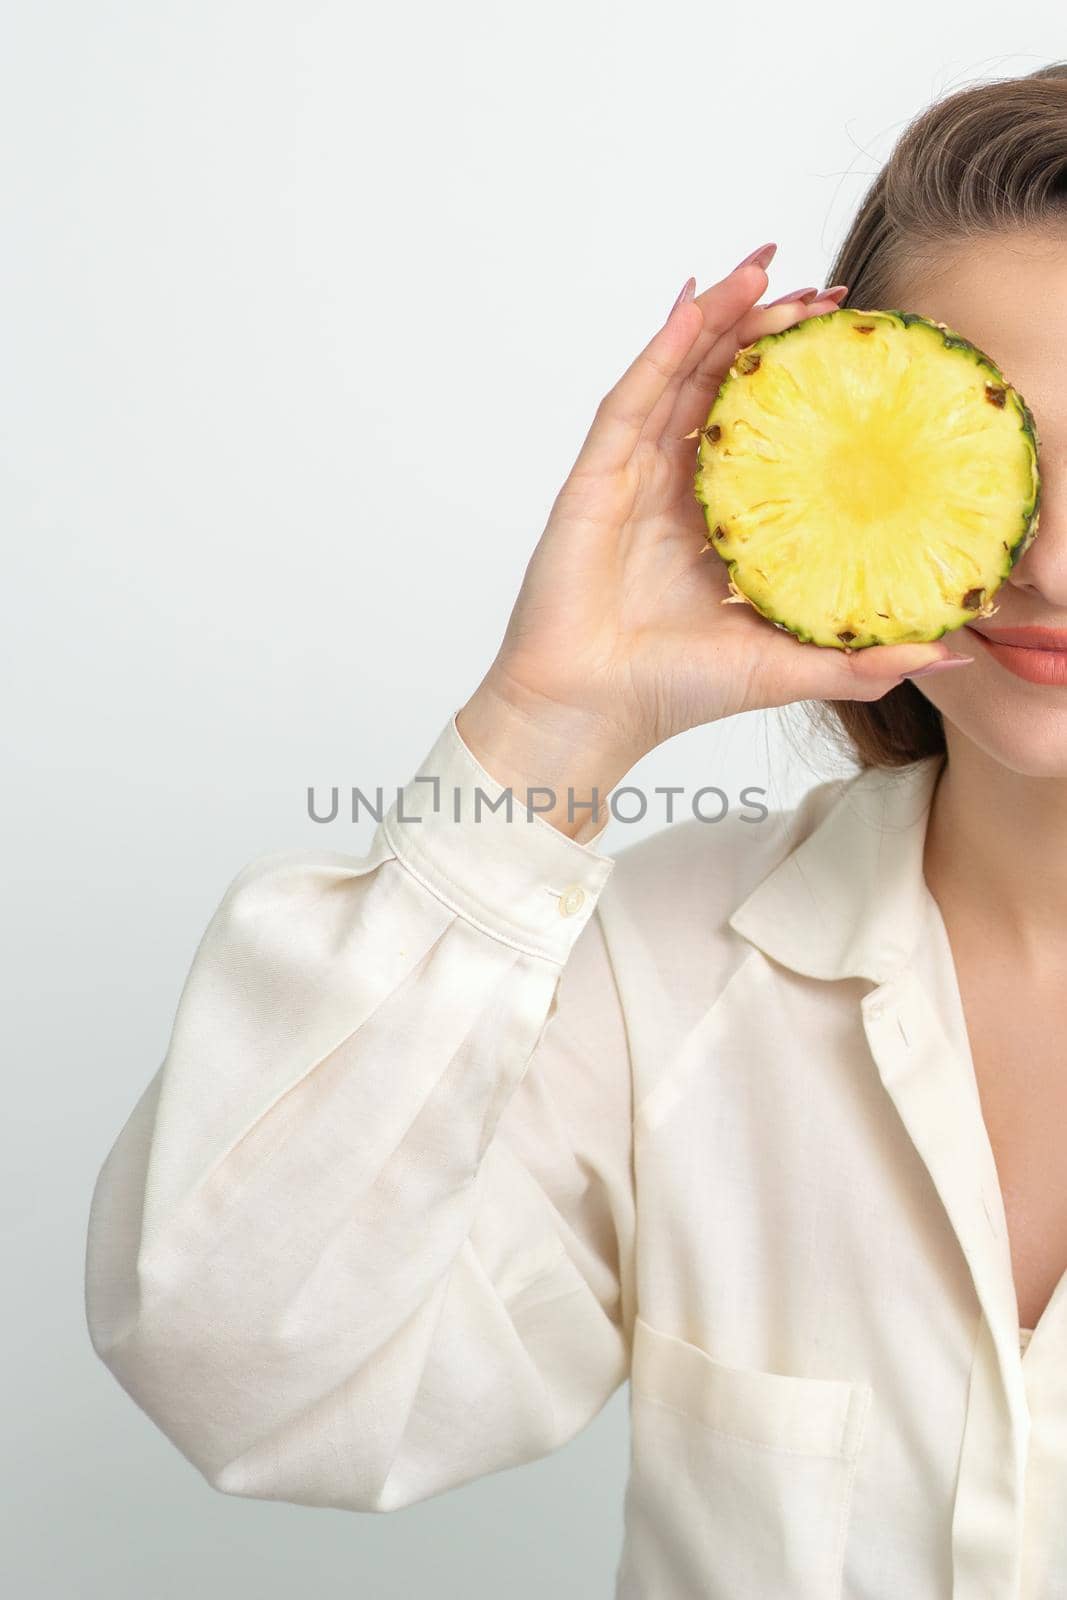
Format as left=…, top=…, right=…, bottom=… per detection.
left=819, top=284, right=849, bottom=303
left=669, top=276, right=696, bottom=316
left=734, top=242, right=778, bottom=272
left=764, top=285, right=819, bottom=308
left=902, top=656, right=975, bottom=679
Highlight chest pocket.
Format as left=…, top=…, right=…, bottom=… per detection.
left=618, top=1315, right=873, bottom=1600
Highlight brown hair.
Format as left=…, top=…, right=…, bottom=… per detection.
left=802, top=60, right=1067, bottom=771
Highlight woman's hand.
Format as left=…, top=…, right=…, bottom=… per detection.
left=457, top=245, right=963, bottom=834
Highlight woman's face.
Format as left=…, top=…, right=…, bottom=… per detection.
left=889, top=228, right=1067, bottom=778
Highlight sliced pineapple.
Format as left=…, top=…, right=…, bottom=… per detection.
left=693, top=307, right=1041, bottom=649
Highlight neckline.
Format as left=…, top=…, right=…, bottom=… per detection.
left=920, top=885, right=1067, bottom=1351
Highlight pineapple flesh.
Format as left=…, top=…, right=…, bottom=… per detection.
left=693, top=307, right=1041, bottom=649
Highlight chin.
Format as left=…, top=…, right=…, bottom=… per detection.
left=933, top=687, right=1067, bottom=778
left=912, top=624, right=1067, bottom=778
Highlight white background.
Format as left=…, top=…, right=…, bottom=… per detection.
left=3, top=7, right=1062, bottom=1595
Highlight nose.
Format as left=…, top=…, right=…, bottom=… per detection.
left=1003, top=461, right=1067, bottom=608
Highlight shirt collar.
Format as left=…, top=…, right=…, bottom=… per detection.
left=727, top=752, right=947, bottom=986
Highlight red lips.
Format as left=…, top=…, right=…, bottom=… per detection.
left=968, top=625, right=1067, bottom=649
left=966, top=625, right=1067, bottom=685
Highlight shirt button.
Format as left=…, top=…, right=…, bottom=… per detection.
left=559, top=885, right=586, bottom=917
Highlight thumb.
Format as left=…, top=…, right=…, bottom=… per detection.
left=843, top=640, right=976, bottom=694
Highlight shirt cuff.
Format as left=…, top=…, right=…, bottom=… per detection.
left=381, top=712, right=615, bottom=964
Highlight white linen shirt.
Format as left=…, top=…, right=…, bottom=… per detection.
left=84, top=711, right=1067, bottom=1600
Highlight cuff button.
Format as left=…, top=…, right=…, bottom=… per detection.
left=559, top=885, right=586, bottom=917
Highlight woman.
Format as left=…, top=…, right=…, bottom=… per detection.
left=85, top=63, right=1067, bottom=1599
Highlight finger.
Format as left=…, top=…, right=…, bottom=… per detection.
left=661, top=294, right=844, bottom=446
left=757, top=284, right=847, bottom=312
left=642, top=286, right=833, bottom=449
left=569, top=263, right=772, bottom=480
left=760, top=285, right=820, bottom=308
left=752, top=626, right=974, bottom=708
left=832, top=638, right=975, bottom=692
left=635, top=278, right=783, bottom=448
left=733, top=289, right=845, bottom=348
